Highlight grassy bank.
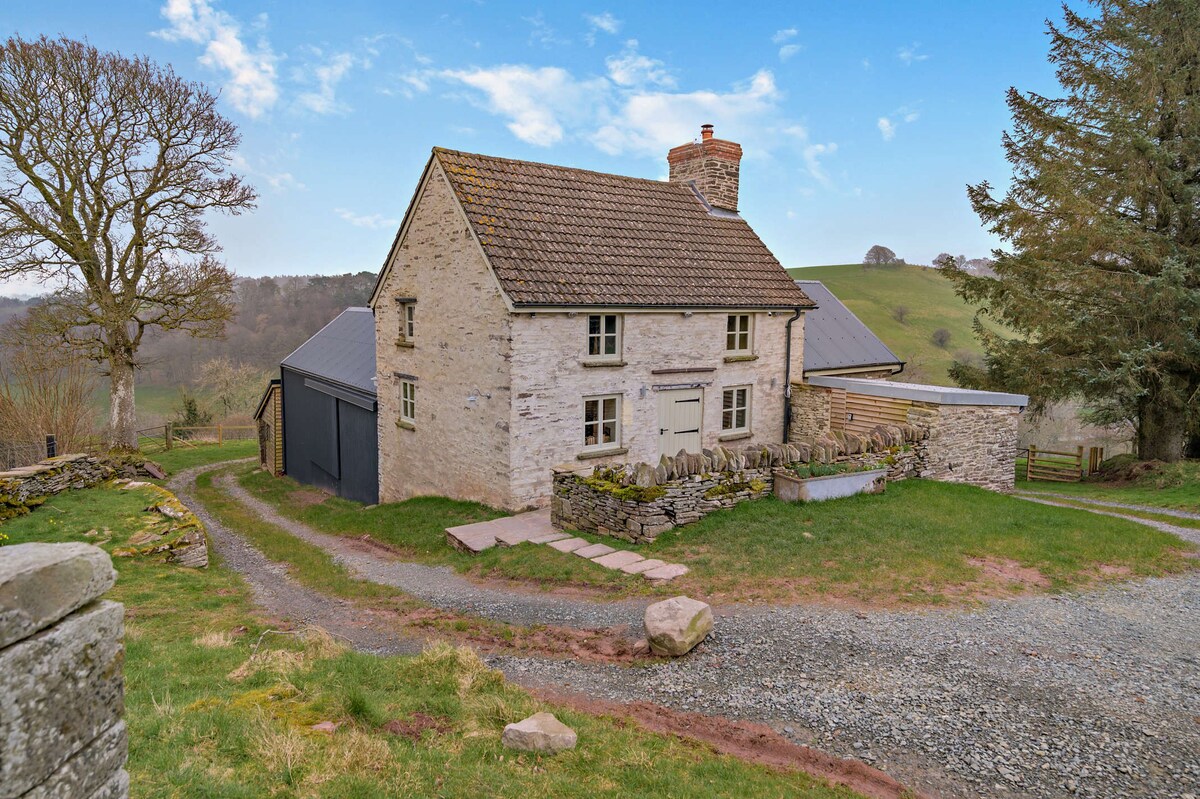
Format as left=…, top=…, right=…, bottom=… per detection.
left=2, top=481, right=864, bottom=799
left=1017, top=457, right=1200, bottom=514
left=237, top=466, right=1196, bottom=607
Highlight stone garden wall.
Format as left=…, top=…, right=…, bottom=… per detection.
left=0, top=454, right=115, bottom=521
left=0, top=543, right=128, bottom=799
left=552, top=426, right=924, bottom=541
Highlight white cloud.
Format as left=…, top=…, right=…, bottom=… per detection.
left=606, top=40, right=674, bottom=87
left=802, top=143, right=837, bottom=186
left=585, top=12, right=621, bottom=35
left=778, top=44, right=802, bottom=61
left=524, top=12, right=568, bottom=47
left=442, top=65, right=608, bottom=146
left=296, top=51, right=358, bottom=114
left=593, top=70, right=780, bottom=157
left=231, top=153, right=305, bottom=192
left=861, top=58, right=871, bottom=70
left=897, top=43, right=929, bottom=65
left=877, top=106, right=919, bottom=140
left=772, top=28, right=798, bottom=44
left=335, top=208, right=399, bottom=230
left=154, top=0, right=278, bottom=117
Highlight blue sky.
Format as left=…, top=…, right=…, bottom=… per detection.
left=2, top=0, right=1067, bottom=296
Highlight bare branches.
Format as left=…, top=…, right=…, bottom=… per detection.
left=0, top=35, right=255, bottom=447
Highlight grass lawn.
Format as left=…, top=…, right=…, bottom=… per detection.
left=1017, top=457, right=1200, bottom=514
left=237, top=465, right=1196, bottom=607
left=151, top=439, right=258, bottom=475
left=1, top=482, right=864, bottom=799
left=236, top=465, right=638, bottom=593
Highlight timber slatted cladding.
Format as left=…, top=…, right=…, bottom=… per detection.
left=842, top=391, right=911, bottom=435
left=828, top=388, right=848, bottom=430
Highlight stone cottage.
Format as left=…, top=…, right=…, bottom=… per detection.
left=369, top=125, right=817, bottom=510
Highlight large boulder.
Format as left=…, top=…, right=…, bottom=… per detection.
left=502, top=712, right=577, bottom=754
left=644, top=596, right=713, bottom=657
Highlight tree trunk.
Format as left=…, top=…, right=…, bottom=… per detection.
left=107, top=352, right=137, bottom=451
left=1137, top=396, right=1187, bottom=463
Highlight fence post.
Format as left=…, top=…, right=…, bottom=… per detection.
left=218, top=424, right=223, bottom=447
left=165, top=423, right=173, bottom=451
left=1027, top=445, right=1035, bottom=481
left=45, top=434, right=56, bottom=459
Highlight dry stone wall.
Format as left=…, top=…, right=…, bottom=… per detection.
left=0, top=455, right=115, bottom=521
left=0, top=543, right=128, bottom=799
left=789, top=386, right=1022, bottom=491
left=553, top=426, right=924, bottom=541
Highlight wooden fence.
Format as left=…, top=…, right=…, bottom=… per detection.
left=1025, top=445, right=1106, bottom=482
left=135, top=424, right=256, bottom=453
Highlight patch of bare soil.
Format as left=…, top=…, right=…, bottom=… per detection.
left=382, top=712, right=452, bottom=741
left=533, top=690, right=927, bottom=799
left=967, top=556, right=1051, bottom=589
left=288, top=489, right=329, bottom=509
left=373, top=604, right=652, bottom=665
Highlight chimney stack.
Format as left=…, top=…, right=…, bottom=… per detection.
left=668, top=124, right=742, bottom=211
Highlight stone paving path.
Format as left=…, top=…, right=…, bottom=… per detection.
left=446, top=510, right=690, bottom=581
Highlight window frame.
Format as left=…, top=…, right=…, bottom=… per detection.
left=725, top=313, right=753, bottom=354
left=582, top=393, right=622, bottom=452
left=721, top=385, right=752, bottom=434
left=399, top=380, right=416, bottom=425
left=584, top=313, right=623, bottom=361
left=395, top=298, right=416, bottom=346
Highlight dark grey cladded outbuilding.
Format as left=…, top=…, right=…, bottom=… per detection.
left=278, top=307, right=378, bottom=504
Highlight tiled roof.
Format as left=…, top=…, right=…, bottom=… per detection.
left=281, top=308, right=377, bottom=396
left=794, top=280, right=903, bottom=374
left=433, top=148, right=814, bottom=309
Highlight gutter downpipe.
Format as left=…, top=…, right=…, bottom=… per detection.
left=782, top=306, right=805, bottom=443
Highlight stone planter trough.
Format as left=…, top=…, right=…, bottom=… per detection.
left=773, top=467, right=887, bottom=503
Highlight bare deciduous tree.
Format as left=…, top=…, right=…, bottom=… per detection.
left=863, top=245, right=899, bottom=266
left=931, top=328, right=952, bottom=349
left=198, top=357, right=267, bottom=418
left=0, top=36, right=255, bottom=448
left=890, top=305, right=910, bottom=324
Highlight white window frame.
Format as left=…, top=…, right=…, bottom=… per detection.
left=400, top=380, right=416, bottom=425
left=721, top=385, right=751, bottom=434
left=582, top=394, right=622, bottom=451
left=585, top=313, right=622, bottom=361
left=726, top=313, right=753, bottom=354
left=398, top=302, right=415, bottom=343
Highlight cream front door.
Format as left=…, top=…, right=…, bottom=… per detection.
left=658, top=388, right=703, bottom=457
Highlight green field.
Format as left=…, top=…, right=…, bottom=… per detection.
left=788, top=263, right=995, bottom=384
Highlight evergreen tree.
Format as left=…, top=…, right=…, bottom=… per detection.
left=946, top=0, right=1200, bottom=461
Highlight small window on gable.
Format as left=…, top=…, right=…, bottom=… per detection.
left=583, top=394, right=621, bottom=450
left=726, top=314, right=752, bottom=353
left=722, top=386, right=751, bottom=433
left=396, top=298, right=415, bottom=345
left=400, top=380, right=416, bottom=424
left=586, top=314, right=621, bottom=359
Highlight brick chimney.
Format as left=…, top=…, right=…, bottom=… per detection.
left=667, top=124, right=743, bottom=211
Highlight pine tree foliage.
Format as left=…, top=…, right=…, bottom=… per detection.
left=945, top=0, right=1200, bottom=461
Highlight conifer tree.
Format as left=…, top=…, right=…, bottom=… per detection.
left=946, top=0, right=1200, bottom=461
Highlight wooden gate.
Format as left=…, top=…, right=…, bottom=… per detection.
left=1025, top=445, right=1084, bottom=482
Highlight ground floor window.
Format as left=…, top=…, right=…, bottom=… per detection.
left=400, top=380, right=416, bottom=424
left=722, top=386, right=750, bottom=433
left=583, top=394, right=621, bottom=449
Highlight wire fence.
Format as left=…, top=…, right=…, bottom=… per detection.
left=0, top=440, right=47, bottom=471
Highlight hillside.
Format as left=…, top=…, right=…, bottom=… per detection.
left=788, top=263, right=992, bottom=384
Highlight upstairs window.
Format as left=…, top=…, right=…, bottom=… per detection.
left=400, top=380, right=416, bottom=425
left=726, top=314, right=752, bottom=353
left=721, top=386, right=751, bottom=433
left=583, top=395, right=621, bottom=449
left=396, top=298, right=416, bottom=345
left=587, top=314, right=621, bottom=359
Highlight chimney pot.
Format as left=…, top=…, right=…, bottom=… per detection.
left=700, top=123, right=714, bottom=141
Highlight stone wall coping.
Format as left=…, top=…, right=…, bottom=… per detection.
left=0, top=543, right=118, bottom=650
left=805, top=376, right=1029, bottom=407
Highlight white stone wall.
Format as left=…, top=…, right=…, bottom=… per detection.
left=910, top=402, right=1021, bottom=491
left=508, top=311, right=805, bottom=508
left=376, top=161, right=515, bottom=508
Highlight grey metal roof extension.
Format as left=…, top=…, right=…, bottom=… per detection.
left=807, top=375, right=1029, bottom=407
left=796, top=280, right=904, bottom=375
left=281, top=307, right=377, bottom=396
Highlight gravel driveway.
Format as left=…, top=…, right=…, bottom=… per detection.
left=179, top=461, right=1200, bottom=799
